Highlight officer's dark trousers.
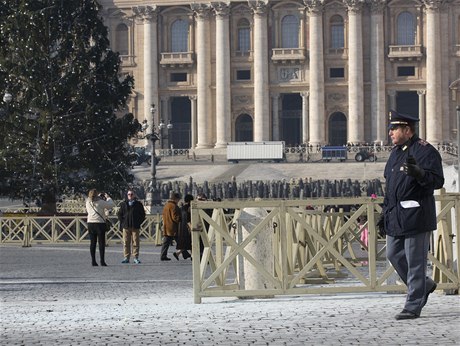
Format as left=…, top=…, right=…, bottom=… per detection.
left=386, top=231, right=436, bottom=315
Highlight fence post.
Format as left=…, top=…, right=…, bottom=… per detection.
left=22, top=217, right=31, bottom=247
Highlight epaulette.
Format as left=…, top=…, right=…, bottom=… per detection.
left=417, top=138, right=428, bottom=146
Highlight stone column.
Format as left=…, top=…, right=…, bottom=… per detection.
left=304, top=0, right=325, bottom=145
left=369, top=0, right=386, bottom=144
left=192, top=4, right=213, bottom=148
left=239, top=208, right=274, bottom=294
left=345, top=0, right=365, bottom=144
left=423, top=0, right=443, bottom=143
left=213, top=3, right=231, bottom=148
left=133, top=6, right=159, bottom=130
left=249, top=1, right=270, bottom=141
left=388, top=90, right=397, bottom=112
left=418, top=90, right=426, bottom=139
left=301, top=91, right=310, bottom=143
left=190, top=95, right=198, bottom=148
left=272, top=93, right=280, bottom=141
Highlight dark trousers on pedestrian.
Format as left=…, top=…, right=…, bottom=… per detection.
left=88, top=223, right=106, bottom=265
left=386, top=231, right=435, bottom=315
left=161, top=236, right=175, bottom=259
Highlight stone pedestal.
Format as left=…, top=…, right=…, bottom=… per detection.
left=239, top=207, right=274, bottom=297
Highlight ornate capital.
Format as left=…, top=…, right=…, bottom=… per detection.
left=212, top=2, right=231, bottom=18
left=191, top=3, right=212, bottom=20
left=189, top=95, right=198, bottom=101
left=301, top=91, right=310, bottom=98
left=248, top=1, right=268, bottom=16
left=343, top=0, right=366, bottom=13
left=417, top=90, right=426, bottom=96
left=132, top=5, right=157, bottom=22
left=368, top=0, right=387, bottom=14
left=303, top=0, right=325, bottom=14
left=422, top=0, right=444, bottom=12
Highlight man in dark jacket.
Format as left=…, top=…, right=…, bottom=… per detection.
left=118, top=190, right=146, bottom=264
left=380, top=110, right=444, bottom=320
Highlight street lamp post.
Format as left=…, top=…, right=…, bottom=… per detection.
left=147, top=104, right=161, bottom=208
left=457, top=106, right=460, bottom=192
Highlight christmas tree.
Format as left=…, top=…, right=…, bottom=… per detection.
left=0, top=0, right=139, bottom=213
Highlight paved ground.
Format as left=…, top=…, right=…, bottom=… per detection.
left=1, top=244, right=459, bottom=345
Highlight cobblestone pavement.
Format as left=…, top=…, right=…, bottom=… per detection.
left=1, top=244, right=459, bottom=345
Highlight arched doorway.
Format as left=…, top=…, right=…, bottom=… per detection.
left=235, top=114, right=253, bottom=141
left=328, top=112, right=347, bottom=145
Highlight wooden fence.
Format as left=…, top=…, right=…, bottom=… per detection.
left=190, top=191, right=459, bottom=303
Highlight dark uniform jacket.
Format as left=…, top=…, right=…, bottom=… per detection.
left=383, top=134, right=444, bottom=236
left=117, top=199, right=146, bottom=230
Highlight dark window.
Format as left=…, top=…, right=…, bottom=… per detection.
left=236, top=70, right=251, bottom=80
left=397, top=66, right=415, bottom=77
left=330, top=68, right=344, bottom=78
left=170, top=73, right=187, bottom=82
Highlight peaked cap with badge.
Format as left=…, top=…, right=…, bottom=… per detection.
left=388, top=110, right=419, bottom=128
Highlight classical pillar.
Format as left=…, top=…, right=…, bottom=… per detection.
left=304, top=0, right=325, bottom=145
left=388, top=90, right=397, bottom=112
left=213, top=3, right=231, bottom=148
left=249, top=1, right=270, bottom=141
left=192, top=4, right=213, bottom=148
left=133, top=6, right=159, bottom=129
left=272, top=93, right=280, bottom=140
left=301, top=91, right=310, bottom=143
left=423, top=0, right=443, bottom=143
left=418, top=90, right=426, bottom=139
left=345, top=0, right=365, bottom=144
left=190, top=96, right=198, bottom=148
left=369, top=0, right=386, bottom=144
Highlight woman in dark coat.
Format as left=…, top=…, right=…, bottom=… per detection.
left=173, top=194, right=193, bottom=260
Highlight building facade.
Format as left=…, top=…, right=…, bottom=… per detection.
left=99, top=0, right=460, bottom=150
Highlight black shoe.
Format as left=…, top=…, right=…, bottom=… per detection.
left=101, top=262, right=108, bottom=267
left=183, top=251, right=191, bottom=260
left=173, top=252, right=179, bottom=261
left=395, top=309, right=419, bottom=320
left=92, top=262, right=98, bottom=266
left=422, top=282, right=437, bottom=307
left=161, top=257, right=171, bottom=261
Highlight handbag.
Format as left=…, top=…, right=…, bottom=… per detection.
left=90, top=201, right=112, bottom=231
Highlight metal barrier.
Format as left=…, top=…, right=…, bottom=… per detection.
left=190, top=191, right=459, bottom=303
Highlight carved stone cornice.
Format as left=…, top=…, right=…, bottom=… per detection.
left=343, top=0, right=366, bottom=13
left=132, top=5, right=157, bottom=23
left=422, top=0, right=445, bottom=12
left=212, top=2, right=231, bottom=18
left=191, top=3, right=212, bottom=20
left=368, top=0, right=387, bottom=14
left=248, top=1, right=268, bottom=16
left=303, top=0, right=325, bottom=15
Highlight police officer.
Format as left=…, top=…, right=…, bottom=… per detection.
left=378, top=110, right=444, bottom=320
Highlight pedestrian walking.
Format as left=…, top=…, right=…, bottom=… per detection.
left=173, top=194, right=193, bottom=260
left=378, top=110, right=444, bottom=320
left=117, top=190, right=146, bottom=264
left=161, top=192, right=181, bottom=261
left=86, top=189, right=115, bottom=267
